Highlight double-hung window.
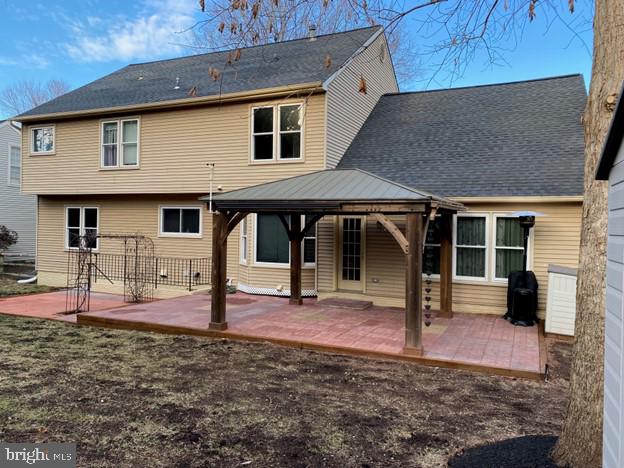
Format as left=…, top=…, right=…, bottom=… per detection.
left=31, top=126, right=54, bottom=154
left=160, top=207, right=202, bottom=237
left=493, top=216, right=526, bottom=280
left=254, top=214, right=316, bottom=266
left=8, top=145, right=21, bottom=186
left=251, top=104, right=303, bottom=162
left=302, top=215, right=317, bottom=265
left=240, top=216, right=248, bottom=264
left=101, top=119, right=139, bottom=168
left=423, top=217, right=442, bottom=275
left=66, top=207, right=99, bottom=250
left=454, top=215, right=488, bottom=280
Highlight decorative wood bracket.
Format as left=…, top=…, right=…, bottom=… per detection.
left=371, top=213, right=408, bottom=254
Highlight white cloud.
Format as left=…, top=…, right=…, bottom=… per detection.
left=0, top=53, right=50, bottom=69
left=65, top=0, right=197, bottom=63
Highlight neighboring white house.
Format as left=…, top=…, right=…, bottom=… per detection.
left=596, top=85, right=624, bottom=468
left=0, top=120, right=36, bottom=257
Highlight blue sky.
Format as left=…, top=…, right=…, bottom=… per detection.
left=0, top=0, right=593, bottom=119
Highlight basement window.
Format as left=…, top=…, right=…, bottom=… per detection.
left=66, top=207, right=99, bottom=250
left=160, top=207, right=202, bottom=237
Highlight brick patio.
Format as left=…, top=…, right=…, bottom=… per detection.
left=0, top=291, right=127, bottom=322
left=77, top=293, right=542, bottom=376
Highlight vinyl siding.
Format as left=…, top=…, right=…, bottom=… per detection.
left=36, top=195, right=316, bottom=294
left=22, top=94, right=326, bottom=195
left=0, top=124, right=36, bottom=256
left=317, top=201, right=582, bottom=318
left=325, top=33, right=398, bottom=168
left=604, top=142, right=624, bottom=468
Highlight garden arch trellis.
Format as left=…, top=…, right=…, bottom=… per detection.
left=65, top=233, right=155, bottom=313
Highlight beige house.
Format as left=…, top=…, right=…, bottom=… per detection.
left=14, top=27, right=585, bottom=319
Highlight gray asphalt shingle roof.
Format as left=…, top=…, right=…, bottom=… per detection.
left=202, top=169, right=462, bottom=210
left=18, top=27, right=381, bottom=119
left=338, top=74, right=587, bottom=198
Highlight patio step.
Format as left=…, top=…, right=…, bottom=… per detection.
left=316, top=298, right=373, bottom=310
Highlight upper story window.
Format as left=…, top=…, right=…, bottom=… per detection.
left=101, top=119, right=139, bottom=168
left=8, top=145, right=21, bottom=186
left=160, top=206, right=202, bottom=238
left=31, top=126, right=55, bottom=154
left=251, top=104, right=303, bottom=162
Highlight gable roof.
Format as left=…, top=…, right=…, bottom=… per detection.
left=596, top=81, right=624, bottom=180
left=17, top=27, right=382, bottom=120
left=338, top=74, right=587, bottom=198
left=201, top=169, right=463, bottom=211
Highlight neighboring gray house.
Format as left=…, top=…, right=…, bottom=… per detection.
left=596, top=85, right=624, bottom=468
left=0, top=120, right=36, bottom=257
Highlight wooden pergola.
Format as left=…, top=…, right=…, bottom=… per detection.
left=200, top=169, right=463, bottom=355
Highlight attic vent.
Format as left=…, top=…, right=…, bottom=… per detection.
left=174, top=76, right=180, bottom=90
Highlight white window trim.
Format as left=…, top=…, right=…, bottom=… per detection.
left=240, top=216, right=248, bottom=265
left=158, top=205, right=203, bottom=238
left=7, top=143, right=21, bottom=187
left=453, top=213, right=490, bottom=282
left=253, top=214, right=316, bottom=268
left=64, top=206, right=100, bottom=251
left=100, top=118, right=140, bottom=169
left=250, top=102, right=305, bottom=164
left=491, top=213, right=533, bottom=283
left=302, top=216, right=317, bottom=267
left=277, top=103, right=304, bottom=161
left=423, top=217, right=441, bottom=279
left=30, top=125, right=55, bottom=155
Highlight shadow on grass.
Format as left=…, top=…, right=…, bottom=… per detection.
left=448, top=435, right=559, bottom=468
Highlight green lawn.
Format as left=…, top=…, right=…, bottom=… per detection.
left=0, top=314, right=570, bottom=467
left=0, top=277, right=57, bottom=297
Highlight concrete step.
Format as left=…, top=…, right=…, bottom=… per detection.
left=316, top=298, right=374, bottom=310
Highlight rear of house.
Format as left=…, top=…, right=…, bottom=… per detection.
left=0, top=121, right=36, bottom=258
left=14, top=27, right=584, bottom=323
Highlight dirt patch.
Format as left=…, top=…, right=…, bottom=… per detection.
left=0, top=315, right=572, bottom=467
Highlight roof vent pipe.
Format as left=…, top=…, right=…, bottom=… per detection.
left=308, top=25, right=317, bottom=41
left=174, top=77, right=180, bottom=90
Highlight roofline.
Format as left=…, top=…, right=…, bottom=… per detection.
left=383, top=73, right=585, bottom=97
left=0, top=120, right=20, bottom=134
left=322, top=27, right=385, bottom=90
left=127, top=25, right=382, bottom=68
left=596, top=80, right=624, bottom=180
left=14, top=82, right=325, bottom=122
left=450, top=195, right=584, bottom=203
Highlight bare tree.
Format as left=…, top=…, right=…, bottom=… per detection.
left=191, top=1, right=604, bottom=466
left=0, top=79, right=71, bottom=116
left=191, top=0, right=423, bottom=83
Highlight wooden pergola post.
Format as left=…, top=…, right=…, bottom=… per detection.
left=404, top=212, right=424, bottom=355
left=289, top=214, right=303, bottom=305
left=209, top=211, right=228, bottom=330
left=439, top=212, right=453, bottom=318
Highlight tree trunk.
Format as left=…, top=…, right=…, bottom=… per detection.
left=553, top=1, right=624, bottom=466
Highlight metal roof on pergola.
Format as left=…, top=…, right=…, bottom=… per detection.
left=200, top=169, right=463, bottom=213
left=200, top=169, right=464, bottom=356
